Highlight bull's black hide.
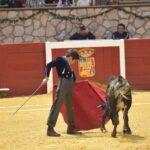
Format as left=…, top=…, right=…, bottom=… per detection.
left=100, top=75, right=132, bottom=137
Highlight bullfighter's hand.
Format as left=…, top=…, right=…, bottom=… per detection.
left=41, top=77, right=49, bottom=86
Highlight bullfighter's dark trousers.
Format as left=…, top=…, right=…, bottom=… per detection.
left=47, top=77, right=75, bottom=127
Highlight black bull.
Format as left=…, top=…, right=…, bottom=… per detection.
left=100, top=76, right=132, bottom=137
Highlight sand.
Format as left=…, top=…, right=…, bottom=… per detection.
left=0, top=91, right=150, bottom=150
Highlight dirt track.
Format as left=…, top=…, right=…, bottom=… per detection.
left=0, top=92, right=150, bottom=150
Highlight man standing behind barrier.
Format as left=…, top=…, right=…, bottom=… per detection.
left=112, top=23, right=129, bottom=39
left=41, top=49, right=81, bottom=137
left=70, top=25, right=96, bottom=40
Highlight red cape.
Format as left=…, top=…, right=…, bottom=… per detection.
left=53, top=80, right=109, bottom=130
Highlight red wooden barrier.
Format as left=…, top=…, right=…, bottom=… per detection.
left=0, top=39, right=150, bottom=96
left=125, top=39, right=150, bottom=90
left=0, top=43, right=46, bottom=96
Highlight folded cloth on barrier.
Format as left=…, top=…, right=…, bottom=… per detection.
left=53, top=80, right=109, bottom=131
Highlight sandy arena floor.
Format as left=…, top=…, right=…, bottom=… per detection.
left=0, top=91, right=150, bottom=150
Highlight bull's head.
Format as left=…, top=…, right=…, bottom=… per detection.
left=117, top=76, right=131, bottom=101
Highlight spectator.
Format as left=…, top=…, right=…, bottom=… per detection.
left=26, top=0, right=45, bottom=8
left=76, top=0, right=91, bottom=7
left=57, top=0, right=75, bottom=7
left=45, top=0, right=54, bottom=3
left=56, top=0, right=63, bottom=7
left=112, top=23, right=129, bottom=39
left=95, top=0, right=110, bottom=5
left=70, top=25, right=96, bottom=40
left=8, top=0, right=24, bottom=8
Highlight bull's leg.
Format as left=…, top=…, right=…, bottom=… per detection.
left=100, top=107, right=109, bottom=133
left=123, top=106, right=132, bottom=135
left=111, top=112, right=119, bottom=137
left=111, top=125, right=117, bottom=137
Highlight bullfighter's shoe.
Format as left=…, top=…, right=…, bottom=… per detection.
left=67, top=125, right=82, bottom=135
left=47, top=126, right=61, bottom=137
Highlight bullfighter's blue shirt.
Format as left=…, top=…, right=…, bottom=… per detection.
left=45, top=56, right=76, bottom=80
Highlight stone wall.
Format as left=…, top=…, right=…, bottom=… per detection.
left=0, top=5, right=150, bottom=43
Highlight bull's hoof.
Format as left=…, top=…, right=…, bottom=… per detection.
left=111, top=132, right=117, bottom=138
left=123, top=129, right=132, bottom=135
left=100, top=127, right=107, bottom=133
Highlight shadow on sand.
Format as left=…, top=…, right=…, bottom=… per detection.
left=118, top=133, right=145, bottom=143
left=61, top=131, right=145, bottom=143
